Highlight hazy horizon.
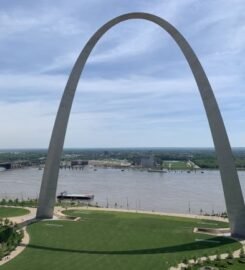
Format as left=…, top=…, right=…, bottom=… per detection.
left=0, top=146, right=245, bottom=151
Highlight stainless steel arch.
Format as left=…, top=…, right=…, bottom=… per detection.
left=36, top=12, right=245, bottom=237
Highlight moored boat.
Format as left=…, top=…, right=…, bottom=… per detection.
left=57, top=191, right=94, bottom=201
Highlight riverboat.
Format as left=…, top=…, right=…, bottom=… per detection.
left=57, top=191, right=94, bottom=201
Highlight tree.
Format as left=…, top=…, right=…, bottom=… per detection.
left=1, top=199, right=6, bottom=206
left=4, top=218, right=10, bottom=226
left=8, top=199, right=13, bottom=206
left=14, top=198, right=19, bottom=205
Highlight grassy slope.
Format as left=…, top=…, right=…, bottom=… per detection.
left=0, top=207, right=30, bottom=218
left=1, top=210, right=241, bottom=270
left=228, top=261, right=245, bottom=269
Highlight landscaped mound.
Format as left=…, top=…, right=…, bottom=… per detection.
left=0, top=207, right=30, bottom=218
left=0, top=210, right=241, bottom=270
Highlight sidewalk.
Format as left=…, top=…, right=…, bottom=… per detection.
left=0, top=207, right=36, bottom=266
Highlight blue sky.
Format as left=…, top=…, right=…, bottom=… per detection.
left=0, top=0, right=244, bottom=148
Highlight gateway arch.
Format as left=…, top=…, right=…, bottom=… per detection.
left=36, top=12, right=245, bottom=237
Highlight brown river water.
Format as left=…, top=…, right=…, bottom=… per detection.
left=0, top=167, right=245, bottom=214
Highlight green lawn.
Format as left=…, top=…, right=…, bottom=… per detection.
left=228, top=260, right=245, bottom=269
left=0, top=207, right=30, bottom=218
left=0, top=210, right=241, bottom=270
left=162, top=161, right=189, bottom=170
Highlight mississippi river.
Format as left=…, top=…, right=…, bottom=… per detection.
left=0, top=167, right=245, bottom=214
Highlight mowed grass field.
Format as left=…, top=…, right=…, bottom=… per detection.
left=162, top=161, right=189, bottom=170
left=0, top=207, right=30, bottom=217
left=224, top=261, right=245, bottom=270
left=1, top=210, right=241, bottom=270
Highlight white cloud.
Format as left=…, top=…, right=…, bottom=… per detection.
left=0, top=0, right=244, bottom=147
left=43, top=0, right=198, bottom=71
left=0, top=8, right=86, bottom=39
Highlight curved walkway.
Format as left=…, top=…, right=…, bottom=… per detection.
left=8, top=207, right=36, bottom=224
left=0, top=207, right=36, bottom=266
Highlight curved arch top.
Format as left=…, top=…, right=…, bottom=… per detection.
left=36, top=12, right=245, bottom=237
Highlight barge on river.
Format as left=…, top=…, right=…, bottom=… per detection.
left=57, top=191, right=94, bottom=201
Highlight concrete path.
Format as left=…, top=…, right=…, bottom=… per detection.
left=0, top=207, right=35, bottom=266
left=8, top=207, right=36, bottom=224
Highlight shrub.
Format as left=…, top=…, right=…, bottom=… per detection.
left=202, top=253, right=208, bottom=260
left=238, top=258, right=245, bottom=264
left=192, top=255, right=197, bottom=263
left=239, top=247, right=245, bottom=258
left=214, top=260, right=227, bottom=268
left=226, top=250, right=234, bottom=260
left=226, top=259, right=234, bottom=265
left=219, top=260, right=227, bottom=268
left=196, top=258, right=203, bottom=266
left=0, top=225, right=24, bottom=261
left=216, top=253, right=221, bottom=261
left=182, top=257, right=188, bottom=264
left=205, top=256, right=211, bottom=264
left=4, top=219, right=10, bottom=226
left=0, top=247, right=3, bottom=260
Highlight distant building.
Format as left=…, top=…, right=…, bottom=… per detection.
left=140, top=156, right=155, bottom=168
left=60, top=160, right=71, bottom=167
left=88, top=159, right=131, bottom=168
left=71, top=160, right=88, bottom=167
left=11, top=160, right=31, bottom=168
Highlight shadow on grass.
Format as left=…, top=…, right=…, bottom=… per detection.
left=26, top=237, right=237, bottom=256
